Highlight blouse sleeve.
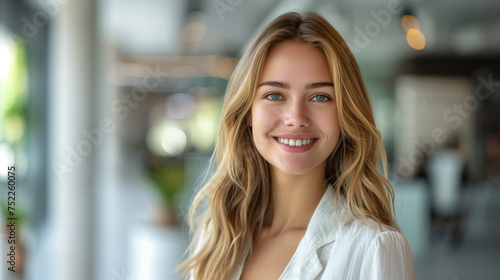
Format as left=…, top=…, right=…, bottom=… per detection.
left=359, top=231, right=416, bottom=280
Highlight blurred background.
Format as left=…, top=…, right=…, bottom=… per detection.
left=0, top=0, right=499, bottom=279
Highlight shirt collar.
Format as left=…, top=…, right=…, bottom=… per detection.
left=277, top=185, right=347, bottom=280
left=302, top=184, right=346, bottom=248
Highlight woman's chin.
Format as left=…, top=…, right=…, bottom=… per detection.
left=272, top=163, right=315, bottom=176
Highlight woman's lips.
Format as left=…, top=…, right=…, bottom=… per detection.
left=275, top=137, right=317, bottom=146
left=273, top=137, right=318, bottom=153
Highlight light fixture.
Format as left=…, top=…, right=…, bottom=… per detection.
left=406, top=29, right=426, bottom=50
left=401, top=6, right=425, bottom=50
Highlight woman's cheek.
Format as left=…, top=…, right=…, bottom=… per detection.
left=252, top=106, right=271, bottom=125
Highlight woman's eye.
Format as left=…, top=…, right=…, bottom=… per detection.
left=265, top=93, right=284, bottom=100
left=312, top=95, right=331, bottom=102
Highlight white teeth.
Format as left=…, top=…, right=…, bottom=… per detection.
left=276, top=137, right=315, bottom=147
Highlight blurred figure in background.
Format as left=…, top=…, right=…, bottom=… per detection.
left=426, top=136, right=466, bottom=246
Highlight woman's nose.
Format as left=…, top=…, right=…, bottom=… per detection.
left=283, top=101, right=311, bottom=128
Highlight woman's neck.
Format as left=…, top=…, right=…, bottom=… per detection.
left=262, top=164, right=328, bottom=236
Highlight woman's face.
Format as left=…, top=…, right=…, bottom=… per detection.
left=249, top=40, right=341, bottom=176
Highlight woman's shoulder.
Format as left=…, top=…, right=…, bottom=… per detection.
left=324, top=214, right=415, bottom=279
left=321, top=187, right=403, bottom=240
left=337, top=212, right=407, bottom=248
left=307, top=187, right=407, bottom=250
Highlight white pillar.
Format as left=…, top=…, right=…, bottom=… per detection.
left=48, top=1, right=96, bottom=280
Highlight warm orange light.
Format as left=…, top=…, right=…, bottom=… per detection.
left=406, top=29, right=426, bottom=50
left=401, top=15, right=420, bottom=32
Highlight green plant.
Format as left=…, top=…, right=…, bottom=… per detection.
left=146, top=160, right=186, bottom=208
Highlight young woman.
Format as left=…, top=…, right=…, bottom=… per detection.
left=180, top=12, right=415, bottom=280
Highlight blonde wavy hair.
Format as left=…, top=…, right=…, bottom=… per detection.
left=179, top=11, right=396, bottom=280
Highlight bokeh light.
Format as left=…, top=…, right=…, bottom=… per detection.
left=401, top=15, right=421, bottom=32
left=166, top=93, right=194, bottom=119
left=147, top=122, right=187, bottom=156
left=407, top=28, right=426, bottom=50
left=161, top=127, right=187, bottom=156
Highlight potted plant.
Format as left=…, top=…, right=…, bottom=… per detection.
left=145, top=157, right=186, bottom=226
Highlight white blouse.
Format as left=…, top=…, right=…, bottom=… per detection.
left=192, top=186, right=415, bottom=280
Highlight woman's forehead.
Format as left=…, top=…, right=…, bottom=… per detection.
left=259, top=41, right=333, bottom=85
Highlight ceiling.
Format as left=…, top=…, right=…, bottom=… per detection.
left=25, top=0, right=500, bottom=77
left=94, top=0, right=500, bottom=54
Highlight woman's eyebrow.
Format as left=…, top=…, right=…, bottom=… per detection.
left=257, top=81, right=290, bottom=89
left=305, top=82, right=334, bottom=89
left=257, top=81, right=334, bottom=89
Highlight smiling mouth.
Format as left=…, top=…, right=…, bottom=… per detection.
left=273, top=137, right=318, bottom=147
